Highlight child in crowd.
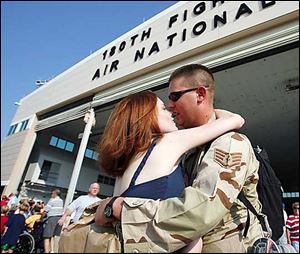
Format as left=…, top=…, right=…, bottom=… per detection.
left=25, top=206, right=44, bottom=233
left=1, top=202, right=30, bottom=253
left=14, top=199, right=31, bottom=219
left=1, top=205, right=9, bottom=236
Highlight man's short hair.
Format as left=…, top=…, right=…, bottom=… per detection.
left=169, top=64, right=215, bottom=84
left=169, top=64, right=216, bottom=100
left=53, top=189, right=61, bottom=197
left=89, top=183, right=100, bottom=190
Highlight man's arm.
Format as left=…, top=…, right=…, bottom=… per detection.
left=58, top=208, right=73, bottom=226
left=119, top=132, right=258, bottom=252
left=58, top=197, right=81, bottom=226
left=286, top=228, right=291, bottom=244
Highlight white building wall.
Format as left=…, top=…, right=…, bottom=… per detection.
left=12, top=1, right=298, bottom=122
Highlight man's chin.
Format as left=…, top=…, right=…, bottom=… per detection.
left=175, top=121, right=185, bottom=129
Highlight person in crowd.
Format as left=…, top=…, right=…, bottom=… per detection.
left=1, top=196, right=10, bottom=207
left=25, top=205, right=44, bottom=233
left=1, top=202, right=30, bottom=253
left=43, top=189, right=64, bottom=253
left=286, top=201, right=299, bottom=252
left=95, top=86, right=245, bottom=252
left=14, top=198, right=31, bottom=219
left=6, top=205, right=18, bottom=219
left=28, top=199, right=36, bottom=215
left=277, top=203, right=289, bottom=244
left=1, top=205, right=9, bottom=236
left=6, top=193, right=18, bottom=208
left=58, top=183, right=101, bottom=228
left=36, top=201, right=45, bottom=214
left=95, top=64, right=264, bottom=253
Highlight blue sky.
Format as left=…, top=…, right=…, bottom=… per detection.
left=1, top=1, right=177, bottom=142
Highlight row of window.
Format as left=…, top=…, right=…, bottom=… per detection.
left=50, top=136, right=75, bottom=152
left=39, top=159, right=116, bottom=187
left=7, top=119, right=29, bottom=136
left=97, top=175, right=115, bottom=186
left=283, top=192, right=299, bottom=198
left=85, top=148, right=99, bottom=160
left=49, top=136, right=99, bottom=161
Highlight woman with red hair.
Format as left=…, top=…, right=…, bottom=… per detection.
left=97, top=90, right=244, bottom=252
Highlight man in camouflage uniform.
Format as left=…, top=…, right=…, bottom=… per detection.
left=96, top=64, right=264, bottom=252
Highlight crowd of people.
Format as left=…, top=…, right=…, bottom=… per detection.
left=1, top=183, right=101, bottom=253
left=1, top=194, right=46, bottom=253
left=1, top=64, right=299, bottom=253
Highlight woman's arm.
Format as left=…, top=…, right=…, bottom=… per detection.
left=94, top=198, right=115, bottom=226
left=165, top=109, right=245, bottom=156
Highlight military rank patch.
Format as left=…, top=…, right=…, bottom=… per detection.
left=214, top=148, right=242, bottom=171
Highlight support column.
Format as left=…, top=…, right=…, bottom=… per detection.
left=64, top=108, right=95, bottom=208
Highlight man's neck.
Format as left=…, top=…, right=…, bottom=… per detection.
left=207, top=112, right=216, bottom=123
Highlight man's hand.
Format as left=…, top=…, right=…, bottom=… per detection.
left=94, top=197, right=124, bottom=226
left=57, top=217, right=65, bottom=226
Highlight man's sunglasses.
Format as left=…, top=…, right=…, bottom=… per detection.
left=168, top=88, right=198, bottom=102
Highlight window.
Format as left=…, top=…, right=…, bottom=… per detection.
left=49, top=136, right=58, bottom=147
left=283, top=192, right=299, bottom=198
left=7, top=124, right=18, bottom=136
left=85, top=148, right=99, bottom=160
left=65, top=142, right=74, bottom=152
left=97, top=175, right=104, bottom=183
left=49, top=136, right=75, bottom=153
left=97, top=174, right=115, bottom=186
left=109, top=178, right=116, bottom=185
left=92, top=152, right=99, bottom=160
left=57, top=139, right=66, bottom=149
left=39, top=160, right=52, bottom=181
left=19, top=119, right=29, bottom=131
left=39, top=160, right=60, bottom=184
left=85, top=148, right=94, bottom=159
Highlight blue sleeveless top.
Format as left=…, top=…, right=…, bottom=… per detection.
left=121, top=139, right=186, bottom=200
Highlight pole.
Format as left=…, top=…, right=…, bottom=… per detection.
left=64, top=108, right=95, bottom=208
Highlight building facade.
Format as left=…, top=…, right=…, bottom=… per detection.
left=1, top=1, right=299, bottom=206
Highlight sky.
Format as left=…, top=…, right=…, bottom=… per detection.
left=1, top=1, right=177, bottom=142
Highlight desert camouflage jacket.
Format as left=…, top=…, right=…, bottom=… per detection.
left=121, top=131, right=264, bottom=253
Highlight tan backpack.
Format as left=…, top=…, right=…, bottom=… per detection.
left=58, top=200, right=122, bottom=253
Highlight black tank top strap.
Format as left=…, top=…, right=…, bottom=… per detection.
left=129, top=139, right=157, bottom=187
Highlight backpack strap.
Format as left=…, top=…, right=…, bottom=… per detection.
left=129, top=139, right=157, bottom=187
left=237, top=191, right=271, bottom=237
left=199, top=132, right=271, bottom=238
left=183, top=141, right=212, bottom=186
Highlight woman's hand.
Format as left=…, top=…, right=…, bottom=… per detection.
left=95, top=198, right=114, bottom=226
left=94, top=197, right=124, bottom=226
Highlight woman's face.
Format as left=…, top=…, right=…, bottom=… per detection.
left=156, top=98, right=178, bottom=133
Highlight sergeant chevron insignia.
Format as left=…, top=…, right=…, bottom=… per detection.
left=214, top=148, right=242, bottom=170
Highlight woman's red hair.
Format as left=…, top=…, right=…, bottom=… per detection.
left=98, top=91, right=163, bottom=177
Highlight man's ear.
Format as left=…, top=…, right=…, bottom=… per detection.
left=196, top=86, right=207, bottom=104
